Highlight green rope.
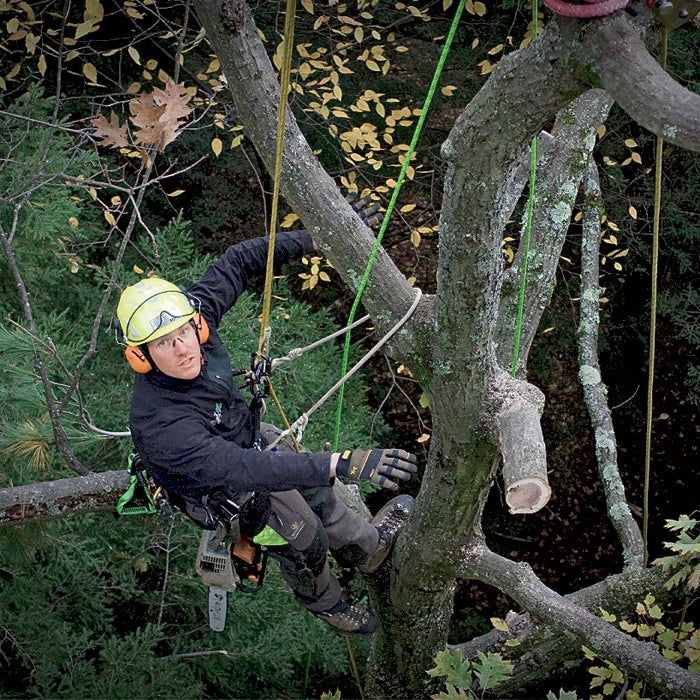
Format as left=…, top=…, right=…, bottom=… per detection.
left=332, top=1, right=466, bottom=449
left=511, top=0, right=540, bottom=378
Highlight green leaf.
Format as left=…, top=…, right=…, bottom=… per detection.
left=473, top=651, right=513, bottom=691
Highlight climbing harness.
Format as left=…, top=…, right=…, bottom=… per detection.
left=117, top=452, right=277, bottom=630
left=116, top=453, right=173, bottom=517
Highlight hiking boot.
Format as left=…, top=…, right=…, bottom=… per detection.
left=359, top=494, right=415, bottom=574
left=314, top=599, right=378, bottom=635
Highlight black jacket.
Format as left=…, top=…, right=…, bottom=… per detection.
left=129, top=231, right=331, bottom=501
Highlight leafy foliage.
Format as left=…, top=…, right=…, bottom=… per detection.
left=427, top=648, right=514, bottom=698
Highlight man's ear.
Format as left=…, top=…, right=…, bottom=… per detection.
left=125, top=346, right=152, bottom=373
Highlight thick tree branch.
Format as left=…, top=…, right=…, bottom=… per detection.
left=493, top=371, right=550, bottom=514
left=496, top=90, right=614, bottom=374
left=580, top=12, right=700, bottom=152
left=578, top=161, right=645, bottom=568
left=0, top=471, right=129, bottom=526
left=464, top=544, right=700, bottom=698
left=452, top=564, right=675, bottom=695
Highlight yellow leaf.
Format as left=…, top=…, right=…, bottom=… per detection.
left=624, top=138, right=638, bottom=148
left=474, top=1, right=487, bottom=15
left=37, top=53, right=46, bottom=76
left=281, top=212, right=300, bottom=228
left=441, top=85, right=457, bottom=96
left=211, top=137, right=223, bottom=156
left=597, top=124, right=606, bottom=139
left=410, top=230, right=421, bottom=247
left=133, top=265, right=144, bottom=274
left=167, top=189, right=185, bottom=197
left=628, top=205, right=637, bottom=219
left=417, top=433, right=431, bottom=443
left=82, top=62, right=98, bottom=84
left=631, top=152, right=642, bottom=164
left=68, top=216, right=79, bottom=228
left=103, top=209, right=116, bottom=226
left=301, top=0, right=314, bottom=13
left=319, top=271, right=331, bottom=282
left=488, top=43, right=504, bottom=55
left=128, top=45, right=141, bottom=65
left=607, top=221, right=619, bottom=231
left=400, top=203, right=416, bottom=212
left=491, top=617, right=509, bottom=632
left=478, top=59, right=493, bottom=75
left=366, top=60, right=380, bottom=71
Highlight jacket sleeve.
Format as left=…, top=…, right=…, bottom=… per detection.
left=189, top=230, right=316, bottom=328
left=133, top=402, right=332, bottom=499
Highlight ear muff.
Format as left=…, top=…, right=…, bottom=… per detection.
left=192, top=312, right=209, bottom=344
left=125, top=346, right=153, bottom=374
left=123, top=316, right=209, bottom=374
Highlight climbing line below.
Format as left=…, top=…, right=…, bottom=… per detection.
left=332, top=0, right=467, bottom=450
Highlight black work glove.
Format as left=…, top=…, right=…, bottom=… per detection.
left=336, top=448, right=417, bottom=492
left=346, top=191, right=384, bottom=230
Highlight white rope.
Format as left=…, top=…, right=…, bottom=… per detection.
left=265, top=287, right=422, bottom=450
left=271, top=313, right=371, bottom=368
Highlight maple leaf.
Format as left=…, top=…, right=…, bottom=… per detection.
left=129, top=79, right=193, bottom=151
left=129, top=92, right=168, bottom=148
left=91, top=111, right=129, bottom=149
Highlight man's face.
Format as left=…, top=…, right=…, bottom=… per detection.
left=147, top=321, right=202, bottom=380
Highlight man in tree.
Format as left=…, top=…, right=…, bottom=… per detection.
left=115, top=228, right=417, bottom=635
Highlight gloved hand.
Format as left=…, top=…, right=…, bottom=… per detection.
left=335, top=448, right=417, bottom=492
left=345, top=191, right=384, bottom=230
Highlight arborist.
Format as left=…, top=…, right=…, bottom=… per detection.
left=115, top=225, right=416, bottom=635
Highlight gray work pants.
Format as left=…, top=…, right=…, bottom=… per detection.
left=259, top=424, right=379, bottom=613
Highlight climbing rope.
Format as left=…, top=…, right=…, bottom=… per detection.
left=643, top=26, right=667, bottom=566
left=257, top=0, right=297, bottom=360
left=266, top=288, right=422, bottom=451
left=331, top=0, right=467, bottom=450
left=511, top=0, right=541, bottom=377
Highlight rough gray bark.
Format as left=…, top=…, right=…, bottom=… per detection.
left=0, top=471, right=129, bottom=525
left=578, top=161, right=645, bottom=568
left=452, top=564, right=674, bottom=694
left=463, top=545, right=700, bottom=698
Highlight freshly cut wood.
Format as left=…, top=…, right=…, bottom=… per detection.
left=497, top=397, right=551, bottom=514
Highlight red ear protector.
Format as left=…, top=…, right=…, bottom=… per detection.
left=123, top=313, right=210, bottom=373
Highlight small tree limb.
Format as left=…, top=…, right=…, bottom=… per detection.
left=464, top=544, right=700, bottom=698
left=578, top=160, right=645, bottom=568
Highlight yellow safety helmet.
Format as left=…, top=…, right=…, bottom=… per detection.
left=116, top=278, right=195, bottom=347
